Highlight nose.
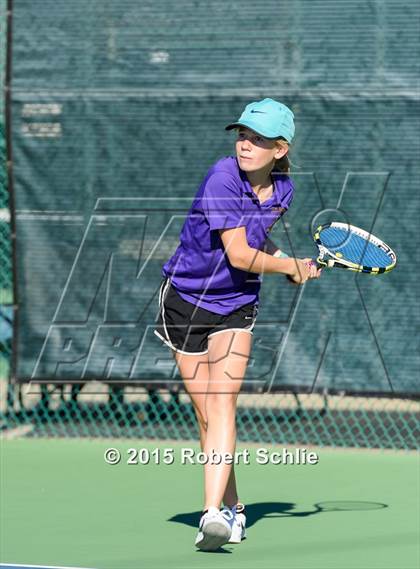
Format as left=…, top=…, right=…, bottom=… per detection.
left=241, top=137, right=252, bottom=151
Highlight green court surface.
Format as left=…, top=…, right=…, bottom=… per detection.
left=1, top=438, right=419, bottom=569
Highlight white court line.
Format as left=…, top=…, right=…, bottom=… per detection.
left=0, top=564, right=97, bottom=569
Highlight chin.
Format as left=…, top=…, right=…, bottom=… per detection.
left=238, top=159, right=256, bottom=172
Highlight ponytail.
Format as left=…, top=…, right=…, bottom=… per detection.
left=273, top=138, right=290, bottom=174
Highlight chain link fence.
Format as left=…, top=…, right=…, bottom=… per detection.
left=1, top=382, right=418, bottom=450
left=0, top=0, right=13, bottom=380
left=0, top=2, right=418, bottom=449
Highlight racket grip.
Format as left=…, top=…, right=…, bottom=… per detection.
left=287, top=259, right=321, bottom=282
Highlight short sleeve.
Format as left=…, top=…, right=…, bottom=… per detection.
left=282, top=178, right=293, bottom=209
left=201, top=172, right=245, bottom=231
left=278, top=176, right=294, bottom=210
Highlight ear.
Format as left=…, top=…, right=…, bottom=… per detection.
left=274, top=144, right=288, bottom=160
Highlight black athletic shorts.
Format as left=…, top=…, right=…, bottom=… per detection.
left=154, top=277, right=259, bottom=355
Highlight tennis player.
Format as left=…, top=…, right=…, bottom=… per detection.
left=154, top=98, right=321, bottom=550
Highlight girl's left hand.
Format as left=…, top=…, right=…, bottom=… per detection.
left=303, top=258, right=322, bottom=279
left=286, top=258, right=322, bottom=284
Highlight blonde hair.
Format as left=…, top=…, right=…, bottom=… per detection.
left=274, top=138, right=290, bottom=174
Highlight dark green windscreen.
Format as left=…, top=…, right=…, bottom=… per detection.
left=9, top=0, right=419, bottom=394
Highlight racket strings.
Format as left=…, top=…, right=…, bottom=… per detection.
left=319, top=227, right=391, bottom=268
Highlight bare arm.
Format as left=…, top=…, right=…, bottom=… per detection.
left=219, top=227, right=311, bottom=283
left=262, top=236, right=288, bottom=258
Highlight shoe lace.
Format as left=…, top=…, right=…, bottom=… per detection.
left=220, top=508, right=234, bottom=522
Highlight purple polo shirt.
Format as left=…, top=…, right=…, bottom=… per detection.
left=162, top=156, right=293, bottom=314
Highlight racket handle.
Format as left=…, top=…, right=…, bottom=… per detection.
left=276, top=255, right=322, bottom=282
left=316, top=257, right=331, bottom=268
left=288, top=259, right=322, bottom=282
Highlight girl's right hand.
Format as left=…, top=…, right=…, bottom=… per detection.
left=288, top=258, right=320, bottom=284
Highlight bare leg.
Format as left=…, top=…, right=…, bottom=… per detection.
left=174, top=350, right=241, bottom=508
left=203, top=330, right=252, bottom=510
left=173, top=351, right=209, bottom=434
left=197, top=416, right=238, bottom=508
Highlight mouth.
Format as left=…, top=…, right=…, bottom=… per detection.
left=239, top=155, right=252, bottom=160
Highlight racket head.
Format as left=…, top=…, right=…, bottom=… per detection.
left=313, top=222, right=397, bottom=274
left=315, top=501, right=388, bottom=512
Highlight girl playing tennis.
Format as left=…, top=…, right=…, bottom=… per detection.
left=154, top=98, right=321, bottom=550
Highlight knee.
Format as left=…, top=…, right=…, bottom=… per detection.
left=206, top=392, right=238, bottom=417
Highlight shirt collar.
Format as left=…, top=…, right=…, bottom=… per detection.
left=237, top=159, right=281, bottom=207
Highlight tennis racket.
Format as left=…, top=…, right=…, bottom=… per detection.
left=313, top=222, right=397, bottom=274
left=276, top=221, right=396, bottom=278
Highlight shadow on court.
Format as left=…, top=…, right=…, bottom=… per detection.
left=168, top=500, right=389, bottom=529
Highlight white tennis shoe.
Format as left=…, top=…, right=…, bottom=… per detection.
left=195, top=506, right=234, bottom=551
left=226, top=503, right=247, bottom=543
